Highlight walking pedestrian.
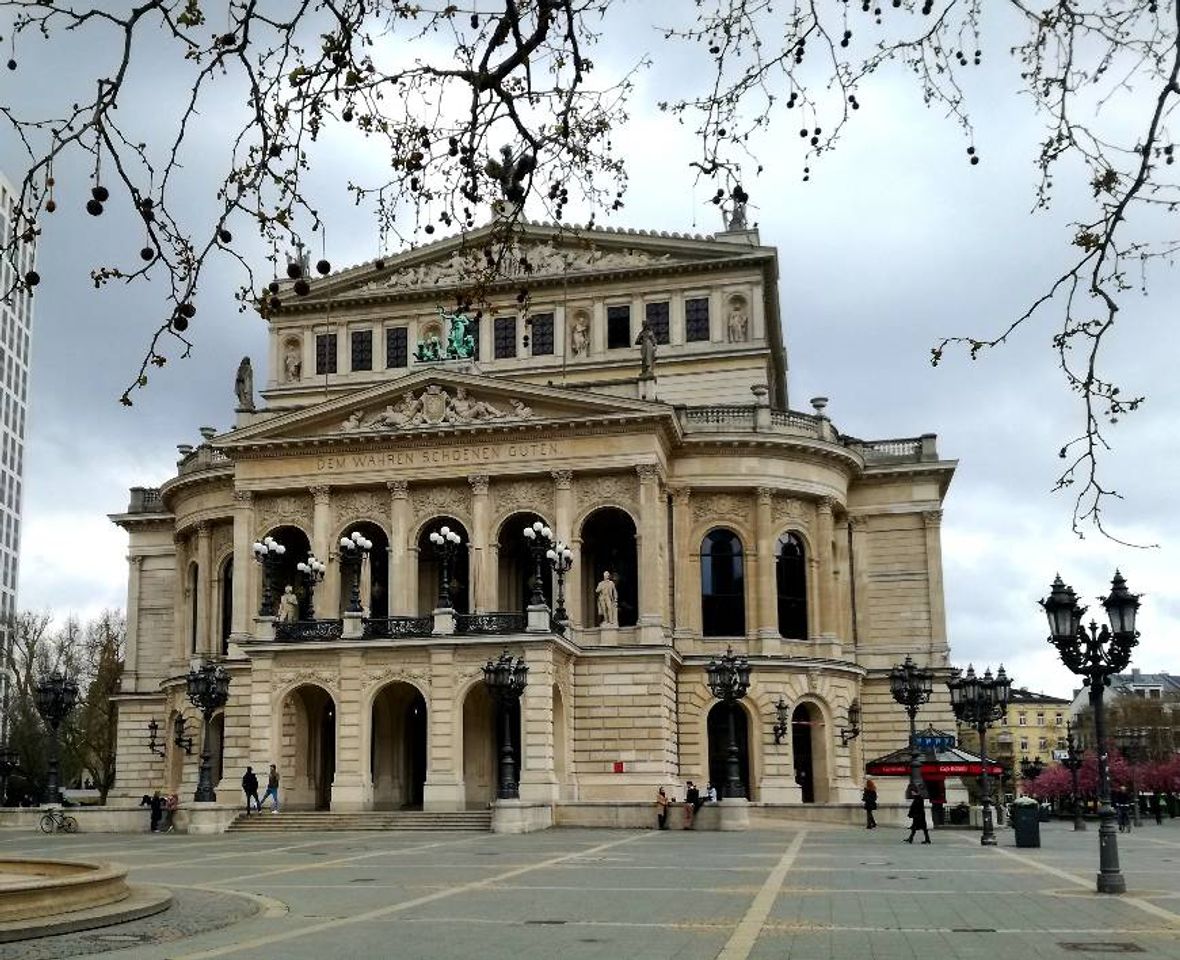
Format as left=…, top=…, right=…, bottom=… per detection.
left=656, top=787, right=670, bottom=830
left=241, top=766, right=260, bottom=815
left=905, top=785, right=931, bottom=844
left=862, top=778, right=878, bottom=829
left=260, top=764, right=281, bottom=814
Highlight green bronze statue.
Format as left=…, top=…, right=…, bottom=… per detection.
left=414, top=309, right=477, bottom=362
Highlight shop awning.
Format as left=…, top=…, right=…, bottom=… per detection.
left=865, top=726, right=1003, bottom=780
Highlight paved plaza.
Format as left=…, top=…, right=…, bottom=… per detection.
left=2, top=819, right=1180, bottom=960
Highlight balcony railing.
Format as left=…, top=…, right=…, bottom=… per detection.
left=456, top=612, right=527, bottom=635
left=362, top=616, right=433, bottom=639
left=178, top=446, right=231, bottom=476
left=274, top=619, right=344, bottom=642
left=127, top=487, right=165, bottom=513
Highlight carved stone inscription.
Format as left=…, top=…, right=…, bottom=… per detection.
left=315, top=440, right=564, bottom=474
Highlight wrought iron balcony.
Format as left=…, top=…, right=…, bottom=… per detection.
left=362, top=616, right=434, bottom=639
left=456, top=612, right=527, bottom=635
left=274, top=619, right=344, bottom=642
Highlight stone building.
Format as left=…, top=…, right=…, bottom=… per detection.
left=110, top=219, right=957, bottom=823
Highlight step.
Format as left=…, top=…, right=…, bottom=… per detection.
left=226, top=810, right=493, bottom=832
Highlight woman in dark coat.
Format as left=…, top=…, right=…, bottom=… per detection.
left=862, top=779, right=878, bottom=829
left=905, top=786, right=931, bottom=844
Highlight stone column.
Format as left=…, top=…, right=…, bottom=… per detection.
left=849, top=515, right=870, bottom=654
left=635, top=464, right=663, bottom=644
left=468, top=475, right=492, bottom=613
left=423, top=647, right=463, bottom=810
left=196, top=522, right=212, bottom=656
left=670, top=487, right=694, bottom=639
left=754, top=488, right=779, bottom=652
left=518, top=645, right=558, bottom=802
left=816, top=497, right=837, bottom=640
left=231, top=491, right=253, bottom=640
left=124, top=556, right=143, bottom=692
left=331, top=650, right=369, bottom=811
left=387, top=480, right=410, bottom=615
left=923, top=510, right=947, bottom=660
left=552, top=471, right=578, bottom=624
left=310, top=486, right=334, bottom=616
left=173, top=534, right=187, bottom=663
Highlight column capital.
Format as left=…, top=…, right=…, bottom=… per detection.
left=756, top=486, right=774, bottom=505
left=128, top=554, right=145, bottom=568
left=670, top=486, right=692, bottom=507
left=816, top=496, right=835, bottom=516
left=387, top=479, right=409, bottom=498
left=848, top=514, right=869, bottom=531
left=922, top=509, right=943, bottom=529
left=232, top=489, right=253, bottom=505
left=310, top=484, right=331, bottom=505
left=635, top=463, right=662, bottom=484
left=196, top=520, right=211, bottom=538
left=468, top=474, right=490, bottom=496
left=550, top=470, right=573, bottom=490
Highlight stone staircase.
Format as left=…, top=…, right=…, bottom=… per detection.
left=226, top=810, right=493, bottom=833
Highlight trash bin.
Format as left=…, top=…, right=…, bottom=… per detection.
left=1012, top=801, right=1041, bottom=848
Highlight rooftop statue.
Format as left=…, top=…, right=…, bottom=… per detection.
left=414, top=309, right=477, bottom=361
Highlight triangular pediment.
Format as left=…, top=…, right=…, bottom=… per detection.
left=282, top=221, right=771, bottom=306
left=218, top=369, right=672, bottom=449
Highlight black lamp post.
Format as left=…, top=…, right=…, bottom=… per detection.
left=772, top=696, right=790, bottom=745
left=948, top=664, right=1011, bottom=846
left=338, top=531, right=373, bottom=614
left=521, top=520, right=554, bottom=607
left=546, top=539, right=574, bottom=622
left=1115, top=727, right=1146, bottom=828
left=146, top=719, right=166, bottom=757
left=428, top=525, right=463, bottom=609
left=185, top=660, right=231, bottom=803
left=251, top=535, right=287, bottom=617
left=173, top=714, right=194, bottom=754
left=34, top=670, right=79, bottom=804
left=0, top=745, right=20, bottom=806
left=295, top=553, right=327, bottom=618
left=482, top=650, right=528, bottom=800
left=706, top=645, right=752, bottom=798
left=1041, top=570, right=1140, bottom=895
left=889, top=654, right=933, bottom=798
left=1063, top=719, right=1086, bottom=831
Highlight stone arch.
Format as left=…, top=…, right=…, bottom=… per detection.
left=790, top=694, right=833, bottom=804
left=706, top=697, right=757, bottom=800
left=257, top=525, right=313, bottom=619
left=578, top=506, right=639, bottom=628
left=774, top=529, right=809, bottom=640
left=415, top=516, right=471, bottom=615
left=274, top=681, right=338, bottom=811
left=368, top=680, right=428, bottom=810
left=699, top=527, right=748, bottom=637
left=207, top=708, right=226, bottom=789
left=337, top=520, right=390, bottom=618
left=216, top=552, right=233, bottom=656
left=457, top=673, right=522, bottom=808
left=553, top=682, right=570, bottom=800
left=495, top=511, right=553, bottom=611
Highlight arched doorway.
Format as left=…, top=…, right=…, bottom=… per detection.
left=259, top=525, right=312, bottom=617
left=339, top=521, right=390, bottom=618
left=461, top=682, right=521, bottom=807
left=579, top=507, right=638, bottom=627
left=553, top=684, right=569, bottom=799
left=791, top=703, right=829, bottom=803
left=497, top=512, right=552, bottom=611
left=219, top=557, right=233, bottom=654
left=370, top=682, right=428, bottom=809
left=166, top=709, right=186, bottom=793
left=707, top=700, right=751, bottom=799
left=208, top=713, right=226, bottom=788
left=281, top=685, right=336, bottom=810
left=416, top=517, right=471, bottom=615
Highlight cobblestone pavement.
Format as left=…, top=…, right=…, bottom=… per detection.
left=1, top=818, right=1179, bottom=959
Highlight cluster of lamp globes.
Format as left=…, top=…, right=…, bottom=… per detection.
left=251, top=535, right=286, bottom=559
left=340, top=530, right=374, bottom=554
left=296, top=554, right=327, bottom=580
left=547, top=541, right=574, bottom=570
left=429, top=526, right=463, bottom=548
left=522, top=520, right=552, bottom=543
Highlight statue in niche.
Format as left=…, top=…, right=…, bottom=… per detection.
left=570, top=314, right=589, bottom=357
left=234, top=357, right=255, bottom=410
left=727, top=300, right=749, bottom=343
left=283, top=340, right=302, bottom=382
left=595, top=571, right=619, bottom=628
left=278, top=585, right=300, bottom=622
left=635, top=321, right=657, bottom=378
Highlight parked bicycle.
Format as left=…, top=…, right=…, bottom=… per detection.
left=38, top=808, right=78, bottom=834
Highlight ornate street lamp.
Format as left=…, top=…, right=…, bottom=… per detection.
left=1063, top=719, right=1086, bottom=831
left=0, top=745, right=20, bottom=806
left=706, top=645, right=752, bottom=798
left=546, top=539, right=575, bottom=622
left=1115, top=727, right=1146, bottom=828
left=251, top=535, right=287, bottom=617
left=146, top=719, right=167, bottom=757
left=338, top=531, right=373, bottom=614
left=173, top=714, right=194, bottom=754
left=482, top=650, right=528, bottom=800
left=295, top=553, right=327, bottom=619
left=521, top=520, right=554, bottom=607
left=948, top=664, right=1011, bottom=846
left=34, top=670, right=79, bottom=804
left=772, top=696, right=790, bottom=745
left=1041, top=570, right=1140, bottom=895
left=185, top=661, right=231, bottom=802
left=839, top=700, right=862, bottom=747
left=428, top=526, right=463, bottom=609
left=889, top=654, right=933, bottom=797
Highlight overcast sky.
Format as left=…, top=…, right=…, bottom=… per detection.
left=3, top=4, right=1176, bottom=699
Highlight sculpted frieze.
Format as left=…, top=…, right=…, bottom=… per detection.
left=211, top=523, right=233, bottom=560
left=772, top=496, right=810, bottom=527
left=255, top=493, right=313, bottom=536
left=340, top=384, right=534, bottom=434
left=274, top=668, right=338, bottom=693
left=411, top=483, right=471, bottom=528
left=574, top=473, right=637, bottom=514
left=333, top=490, right=387, bottom=530
left=692, top=492, right=750, bottom=527
left=493, top=478, right=554, bottom=520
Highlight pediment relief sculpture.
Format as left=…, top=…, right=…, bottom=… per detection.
left=361, top=240, right=678, bottom=292
left=339, top=385, right=534, bottom=433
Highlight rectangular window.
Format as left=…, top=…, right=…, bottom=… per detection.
left=494, top=316, right=517, bottom=359
left=467, top=317, right=481, bottom=360
left=350, top=329, right=373, bottom=372
left=1036, top=712, right=1044, bottom=726
left=529, top=313, right=554, bottom=356
left=645, top=301, right=670, bottom=344
left=607, top=304, right=631, bottom=349
left=1055, top=714, right=1063, bottom=726
left=1018, top=714, right=1027, bottom=726
left=385, top=326, right=408, bottom=368
left=685, top=297, right=710, bottom=342
left=1039, top=738, right=1049, bottom=751
left=315, top=333, right=337, bottom=375
left=1020, top=739, right=1028, bottom=752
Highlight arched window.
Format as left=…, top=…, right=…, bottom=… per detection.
left=188, top=563, right=199, bottom=654
left=700, top=529, right=745, bottom=637
left=776, top=533, right=808, bottom=640
left=220, top=557, right=234, bottom=656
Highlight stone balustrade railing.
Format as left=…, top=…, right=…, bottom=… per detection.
left=127, top=487, right=165, bottom=513
left=178, top=446, right=230, bottom=476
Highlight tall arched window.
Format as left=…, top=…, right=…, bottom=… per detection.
left=220, top=557, right=234, bottom=656
left=776, top=533, right=808, bottom=639
left=701, top=529, right=745, bottom=637
left=188, top=562, right=199, bottom=654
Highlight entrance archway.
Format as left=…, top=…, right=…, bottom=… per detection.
left=707, top=701, right=751, bottom=799
left=339, top=521, right=390, bottom=618
left=791, top=703, right=829, bottom=803
left=208, top=713, right=225, bottom=788
left=461, top=682, right=521, bottom=808
left=497, top=512, right=552, bottom=611
left=553, top=684, right=569, bottom=799
left=281, top=684, right=336, bottom=810
left=416, top=517, right=471, bottom=615
left=260, top=525, right=312, bottom=617
left=370, top=682, right=428, bottom=809
left=579, top=507, right=638, bottom=627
